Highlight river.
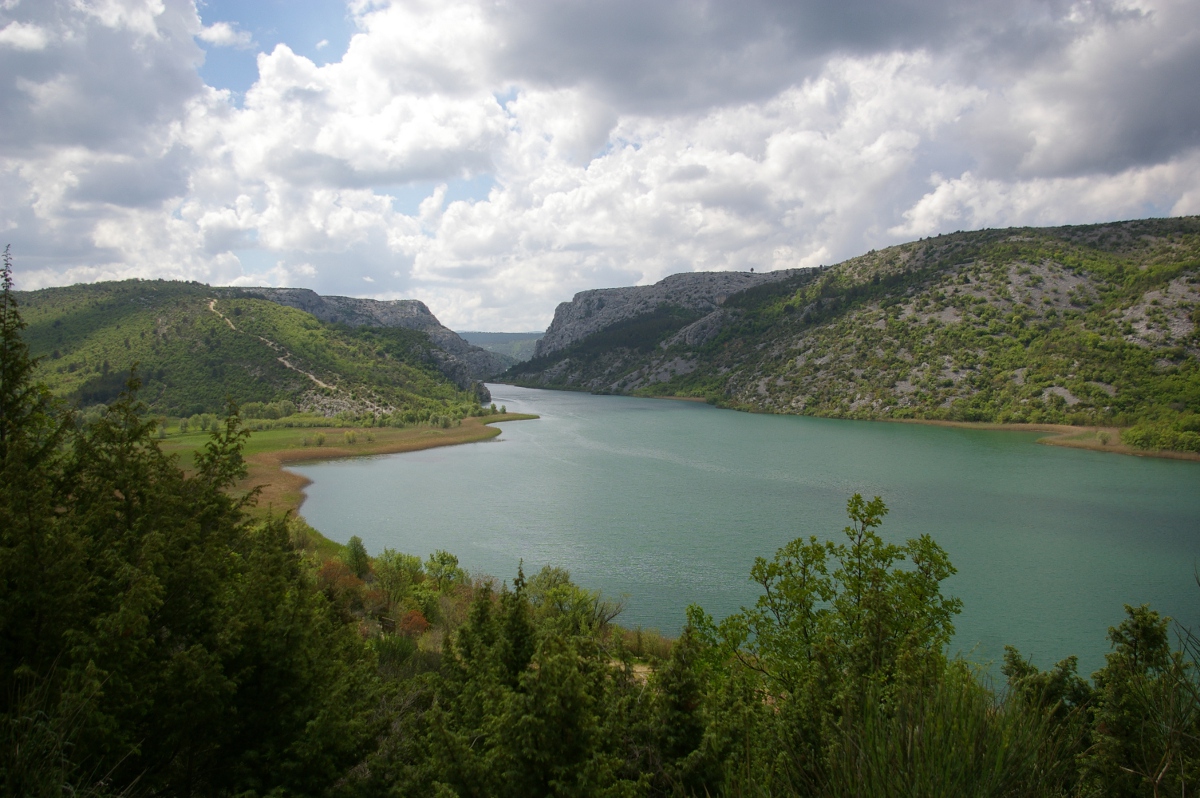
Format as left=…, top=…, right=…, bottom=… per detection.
left=292, top=384, right=1200, bottom=676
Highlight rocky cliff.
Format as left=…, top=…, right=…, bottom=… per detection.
left=232, top=287, right=510, bottom=383
left=534, top=270, right=803, bottom=358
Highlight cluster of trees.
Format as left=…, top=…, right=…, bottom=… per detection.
left=3, top=249, right=1198, bottom=796
left=241, top=400, right=299, bottom=420
left=1121, top=415, right=1200, bottom=453
left=1, top=253, right=378, bottom=795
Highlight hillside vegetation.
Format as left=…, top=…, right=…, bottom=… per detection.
left=3, top=252, right=1198, bottom=795
left=508, top=217, right=1200, bottom=452
left=17, top=279, right=484, bottom=418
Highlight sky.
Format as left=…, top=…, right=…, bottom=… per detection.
left=2, top=0, right=1198, bottom=331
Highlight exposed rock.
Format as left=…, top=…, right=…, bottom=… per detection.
left=663, top=309, right=731, bottom=349
left=535, top=270, right=804, bottom=358
left=1043, top=386, right=1081, bottom=406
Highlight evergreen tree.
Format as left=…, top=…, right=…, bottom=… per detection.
left=0, top=250, right=379, bottom=795
left=345, top=534, right=371, bottom=579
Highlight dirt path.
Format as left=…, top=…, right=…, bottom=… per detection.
left=208, top=298, right=337, bottom=391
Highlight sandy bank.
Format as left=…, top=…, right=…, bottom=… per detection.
left=233, top=414, right=538, bottom=517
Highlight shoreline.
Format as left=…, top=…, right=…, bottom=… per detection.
left=231, top=414, right=539, bottom=519
left=645, top=394, right=1199, bottom=462
left=888, top=418, right=1200, bottom=462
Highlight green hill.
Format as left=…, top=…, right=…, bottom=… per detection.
left=17, top=279, right=483, bottom=418
left=456, top=331, right=543, bottom=362
left=507, top=217, right=1200, bottom=452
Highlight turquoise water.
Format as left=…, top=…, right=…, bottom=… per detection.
left=292, top=385, right=1200, bottom=677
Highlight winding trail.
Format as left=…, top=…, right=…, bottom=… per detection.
left=208, top=298, right=337, bottom=390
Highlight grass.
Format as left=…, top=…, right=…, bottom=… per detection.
left=161, top=414, right=539, bottom=524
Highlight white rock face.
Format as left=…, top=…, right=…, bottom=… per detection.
left=535, top=270, right=805, bottom=358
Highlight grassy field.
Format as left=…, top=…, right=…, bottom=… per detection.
left=161, top=414, right=539, bottom=536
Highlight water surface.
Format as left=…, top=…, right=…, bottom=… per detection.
left=292, top=385, right=1200, bottom=676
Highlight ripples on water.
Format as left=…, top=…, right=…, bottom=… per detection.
left=292, top=384, right=1200, bottom=676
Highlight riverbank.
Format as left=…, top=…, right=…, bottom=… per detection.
left=162, top=413, right=539, bottom=519
left=648, top=393, right=1199, bottom=462
left=888, top=418, right=1200, bottom=462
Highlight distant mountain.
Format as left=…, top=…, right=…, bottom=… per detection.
left=506, top=217, right=1200, bottom=451
left=456, top=331, right=544, bottom=363
left=17, top=280, right=493, bottom=416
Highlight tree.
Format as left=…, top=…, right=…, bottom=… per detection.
left=0, top=255, right=379, bottom=795
left=704, top=494, right=960, bottom=697
left=344, top=534, right=371, bottom=579
left=374, top=547, right=424, bottom=607
left=0, top=246, right=64, bottom=466
left=426, top=549, right=466, bottom=590
left=689, top=494, right=962, bottom=785
left=1084, top=605, right=1200, bottom=797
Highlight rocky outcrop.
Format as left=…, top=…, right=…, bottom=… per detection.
left=231, top=288, right=510, bottom=380
left=535, top=270, right=802, bottom=358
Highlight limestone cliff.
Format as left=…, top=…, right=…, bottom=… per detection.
left=535, top=270, right=802, bottom=358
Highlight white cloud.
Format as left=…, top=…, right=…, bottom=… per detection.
left=891, top=153, right=1200, bottom=237
left=0, top=20, right=48, bottom=49
left=75, top=0, right=168, bottom=38
left=3, top=0, right=1199, bottom=330
left=197, top=20, right=252, bottom=49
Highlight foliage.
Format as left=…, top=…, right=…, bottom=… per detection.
left=821, top=668, right=1073, bottom=798
left=1, top=256, right=379, bottom=795
left=509, top=217, right=1200, bottom=450
left=1082, top=605, right=1200, bottom=796
left=15, top=279, right=480, bottom=418
left=686, top=494, right=962, bottom=788
left=5, top=250, right=1199, bottom=796
left=344, top=535, right=371, bottom=579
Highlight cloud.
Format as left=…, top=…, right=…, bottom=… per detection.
left=962, top=0, right=1200, bottom=178
left=3, top=0, right=1199, bottom=330
left=0, top=20, right=48, bottom=50
left=197, top=21, right=253, bottom=49
left=891, top=153, right=1200, bottom=237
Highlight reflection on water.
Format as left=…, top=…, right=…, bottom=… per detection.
left=292, top=384, right=1200, bottom=676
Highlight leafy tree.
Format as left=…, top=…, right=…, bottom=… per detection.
left=374, top=547, right=424, bottom=607
left=527, top=564, right=624, bottom=635
left=344, top=534, right=371, bottom=579
left=426, top=549, right=466, bottom=590
left=690, top=493, right=961, bottom=785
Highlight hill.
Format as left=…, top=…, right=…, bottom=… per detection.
left=16, top=280, right=491, bottom=418
left=506, top=217, right=1200, bottom=452
left=456, top=331, right=544, bottom=363
left=235, top=287, right=510, bottom=378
